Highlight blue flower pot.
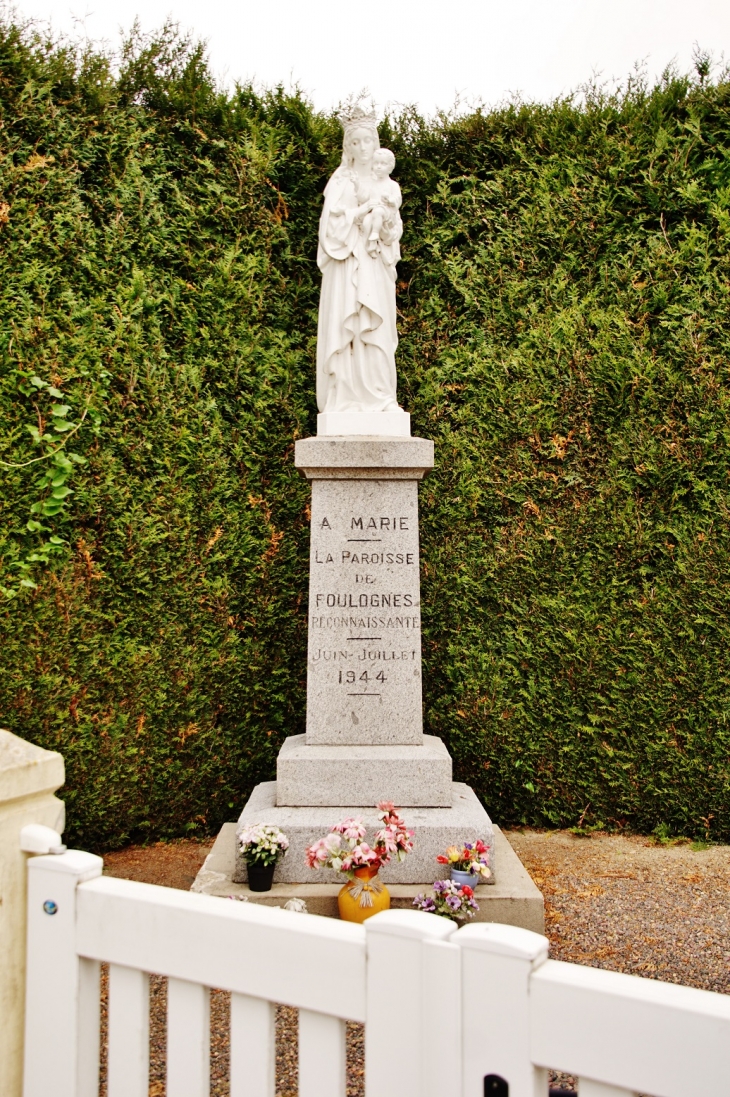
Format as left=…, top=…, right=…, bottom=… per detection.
left=450, top=868, right=475, bottom=889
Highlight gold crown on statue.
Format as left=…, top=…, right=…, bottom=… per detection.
left=338, top=103, right=378, bottom=134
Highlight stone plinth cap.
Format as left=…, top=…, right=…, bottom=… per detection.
left=0, top=728, right=64, bottom=804
left=294, top=436, right=434, bottom=480
left=276, top=733, right=452, bottom=807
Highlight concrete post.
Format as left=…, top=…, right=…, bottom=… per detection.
left=0, top=728, right=65, bottom=1097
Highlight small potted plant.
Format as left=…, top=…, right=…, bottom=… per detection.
left=412, top=879, right=479, bottom=923
left=306, top=802, right=414, bottom=923
left=436, top=840, right=492, bottom=887
left=238, top=824, right=289, bottom=892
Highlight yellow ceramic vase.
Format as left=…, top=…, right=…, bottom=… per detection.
left=337, top=865, right=390, bottom=923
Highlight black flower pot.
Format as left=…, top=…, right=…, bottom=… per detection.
left=247, top=860, right=276, bottom=892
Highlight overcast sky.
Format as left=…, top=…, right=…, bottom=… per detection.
left=14, top=0, right=730, bottom=115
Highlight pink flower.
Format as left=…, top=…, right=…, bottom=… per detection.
left=332, top=817, right=366, bottom=840
left=305, top=839, right=327, bottom=868
left=306, top=805, right=412, bottom=878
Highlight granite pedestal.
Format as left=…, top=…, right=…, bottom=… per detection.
left=221, top=428, right=509, bottom=894
left=298, top=436, right=433, bottom=748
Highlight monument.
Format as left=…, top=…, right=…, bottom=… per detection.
left=233, top=104, right=495, bottom=885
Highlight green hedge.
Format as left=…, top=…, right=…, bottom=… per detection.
left=1, top=21, right=729, bottom=846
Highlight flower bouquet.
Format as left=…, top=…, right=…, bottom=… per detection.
left=412, top=879, right=479, bottom=923
left=437, top=839, right=491, bottom=887
left=306, top=802, right=414, bottom=922
left=238, top=824, right=289, bottom=892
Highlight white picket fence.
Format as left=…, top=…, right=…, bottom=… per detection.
left=22, top=849, right=730, bottom=1097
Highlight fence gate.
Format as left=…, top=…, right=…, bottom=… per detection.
left=23, top=850, right=730, bottom=1097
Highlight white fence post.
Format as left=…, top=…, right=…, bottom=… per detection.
left=0, top=729, right=65, bottom=1097
left=22, top=849, right=103, bottom=1097
left=365, top=909, right=458, bottom=1097
left=456, top=922, right=549, bottom=1097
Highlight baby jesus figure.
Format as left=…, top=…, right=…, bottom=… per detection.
left=358, top=147, right=401, bottom=257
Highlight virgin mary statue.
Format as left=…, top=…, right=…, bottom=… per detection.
left=316, top=107, right=405, bottom=417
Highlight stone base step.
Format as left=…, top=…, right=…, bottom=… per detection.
left=232, top=779, right=494, bottom=884
left=276, top=734, right=452, bottom=807
left=192, top=823, right=544, bottom=934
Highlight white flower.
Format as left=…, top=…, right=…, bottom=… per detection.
left=324, top=832, right=344, bottom=854
left=238, top=823, right=289, bottom=860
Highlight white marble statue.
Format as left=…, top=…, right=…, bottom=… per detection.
left=316, top=107, right=405, bottom=416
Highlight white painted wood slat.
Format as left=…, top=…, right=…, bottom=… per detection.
left=167, top=978, right=210, bottom=1097
left=107, top=964, right=150, bottom=1097
left=76, top=877, right=366, bottom=1020
left=579, top=1081, right=638, bottom=1097
left=421, top=939, right=461, bottom=1097
left=77, top=957, right=102, bottom=1097
left=299, top=1008, right=347, bottom=1097
left=530, top=959, right=730, bottom=1097
left=229, top=993, right=275, bottom=1097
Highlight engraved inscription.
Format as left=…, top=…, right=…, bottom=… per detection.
left=351, top=516, right=410, bottom=530
left=310, top=615, right=421, bottom=629
left=315, top=593, right=415, bottom=607
left=306, top=478, right=423, bottom=744
left=314, top=550, right=415, bottom=565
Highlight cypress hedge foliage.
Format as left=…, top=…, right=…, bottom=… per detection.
left=1, top=20, right=729, bottom=846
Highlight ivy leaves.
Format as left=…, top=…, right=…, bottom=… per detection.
left=32, top=449, right=86, bottom=515
left=1, top=371, right=91, bottom=597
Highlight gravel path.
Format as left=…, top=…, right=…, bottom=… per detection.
left=98, top=830, right=730, bottom=1094
left=508, top=830, right=730, bottom=994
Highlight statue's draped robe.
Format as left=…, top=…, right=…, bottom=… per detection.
left=316, top=170, right=402, bottom=413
